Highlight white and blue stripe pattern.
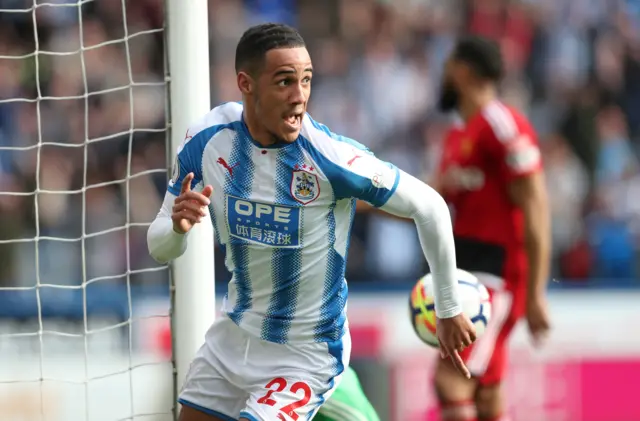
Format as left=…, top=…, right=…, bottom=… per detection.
left=260, top=146, right=306, bottom=343
left=225, top=128, right=256, bottom=326
left=169, top=102, right=399, bottom=344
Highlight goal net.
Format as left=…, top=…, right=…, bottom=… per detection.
left=0, top=1, right=212, bottom=420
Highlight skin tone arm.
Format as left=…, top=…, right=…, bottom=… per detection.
left=507, top=172, right=552, bottom=344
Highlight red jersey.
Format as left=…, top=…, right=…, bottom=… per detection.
left=438, top=101, right=541, bottom=290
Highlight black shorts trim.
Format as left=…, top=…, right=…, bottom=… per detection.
left=454, top=236, right=506, bottom=278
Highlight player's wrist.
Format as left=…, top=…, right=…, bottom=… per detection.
left=526, top=292, right=546, bottom=308
left=527, top=279, right=547, bottom=302
left=172, top=224, right=188, bottom=235
left=435, top=305, right=462, bottom=319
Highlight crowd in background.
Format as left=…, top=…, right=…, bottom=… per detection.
left=1, top=0, right=640, bottom=291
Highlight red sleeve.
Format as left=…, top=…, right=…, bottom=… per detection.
left=481, top=108, right=542, bottom=182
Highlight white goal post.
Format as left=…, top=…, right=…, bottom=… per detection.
left=165, top=0, right=216, bottom=407
left=0, top=0, right=214, bottom=419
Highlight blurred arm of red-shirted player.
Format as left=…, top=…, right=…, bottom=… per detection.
left=495, top=132, right=552, bottom=347
left=509, top=171, right=552, bottom=347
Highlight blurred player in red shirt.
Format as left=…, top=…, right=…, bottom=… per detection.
left=432, top=36, right=552, bottom=421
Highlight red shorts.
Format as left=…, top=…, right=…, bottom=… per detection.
left=458, top=273, right=526, bottom=386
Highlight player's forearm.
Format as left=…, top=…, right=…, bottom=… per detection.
left=523, top=198, right=551, bottom=299
left=380, top=170, right=462, bottom=318
left=510, top=173, right=552, bottom=300
left=147, top=192, right=189, bottom=263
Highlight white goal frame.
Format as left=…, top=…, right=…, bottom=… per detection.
left=165, top=0, right=216, bottom=414
left=0, top=0, right=215, bottom=418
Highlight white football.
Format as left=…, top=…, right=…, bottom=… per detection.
left=409, top=269, right=492, bottom=347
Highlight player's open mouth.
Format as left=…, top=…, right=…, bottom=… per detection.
left=283, top=113, right=302, bottom=131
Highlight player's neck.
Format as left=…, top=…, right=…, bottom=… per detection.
left=242, top=108, right=277, bottom=147
left=459, top=87, right=497, bottom=122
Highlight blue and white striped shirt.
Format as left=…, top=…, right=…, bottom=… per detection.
left=168, top=102, right=400, bottom=344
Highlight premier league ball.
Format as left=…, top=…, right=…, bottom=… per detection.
left=409, top=269, right=491, bottom=347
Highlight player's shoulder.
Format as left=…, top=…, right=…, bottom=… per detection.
left=178, top=102, right=243, bottom=156
left=479, top=101, right=534, bottom=143
left=187, top=101, right=244, bottom=139
left=300, top=113, right=373, bottom=163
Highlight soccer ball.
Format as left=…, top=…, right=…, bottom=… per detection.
left=409, top=269, right=491, bottom=348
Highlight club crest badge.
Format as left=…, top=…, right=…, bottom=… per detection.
left=460, top=137, right=473, bottom=158
left=291, top=169, right=320, bottom=205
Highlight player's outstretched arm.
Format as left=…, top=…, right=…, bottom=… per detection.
left=147, top=173, right=212, bottom=263
left=353, top=170, right=465, bottom=323
left=379, top=170, right=461, bottom=317
left=307, top=119, right=474, bottom=373
left=378, top=170, right=476, bottom=375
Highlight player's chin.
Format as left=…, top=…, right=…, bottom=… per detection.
left=279, top=115, right=302, bottom=142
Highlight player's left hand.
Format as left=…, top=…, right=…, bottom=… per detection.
left=526, top=296, right=551, bottom=348
left=437, top=313, right=477, bottom=379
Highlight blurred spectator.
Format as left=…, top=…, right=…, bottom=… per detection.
left=543, top=134, right=589, bottom=263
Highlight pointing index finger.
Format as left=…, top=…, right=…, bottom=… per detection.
left=181, top=173, right=194, bottom=194
left=450, top=350, right=471, bottom=379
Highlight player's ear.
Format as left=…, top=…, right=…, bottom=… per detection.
left=456, top=63, right=474, bottom=86
left=237, top=71, right=253, bottom=95
left=446, top=61, right=461, bottom=84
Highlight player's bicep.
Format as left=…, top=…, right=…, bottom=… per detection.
left=337, top=153, right=400, bottom=207
left=507, top=171, right=547, bottom=211
left=379, top=169, right=442, bottom=220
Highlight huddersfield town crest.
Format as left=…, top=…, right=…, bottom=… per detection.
left=291, top=169, right=320, bottom=205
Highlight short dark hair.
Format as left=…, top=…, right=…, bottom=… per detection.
left=452, top=35, right=504, bottom=82
left=235, top=23, right=306, bottom=75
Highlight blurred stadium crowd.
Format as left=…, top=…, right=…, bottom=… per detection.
left=1, top=0, right=640, bottom=290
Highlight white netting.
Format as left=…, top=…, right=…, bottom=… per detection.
left=0, top=1, right=174, bottom=420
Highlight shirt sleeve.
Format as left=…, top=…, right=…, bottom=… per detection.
left=167, top=129, right=206, bottom=196
left=483, top=119, right=542, bottom=182
left=147, top=191, right=190, bottom=263
left=379, top=169, right=462, bottom=318
left=334, top=149, right=401, bottom=207
left=299, top=130, right=400, bottom=207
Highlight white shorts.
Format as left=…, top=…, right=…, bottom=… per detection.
left=179, top=316, right=351, bottom=421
